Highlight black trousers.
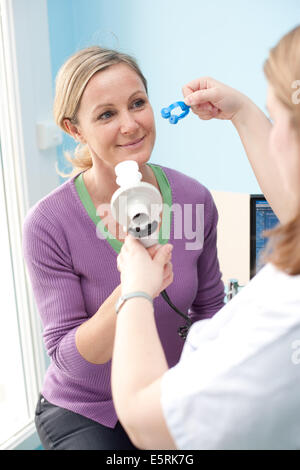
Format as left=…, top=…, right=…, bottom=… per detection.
left=35, top=394, right=138, bottom=450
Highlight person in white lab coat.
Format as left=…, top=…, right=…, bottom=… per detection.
left=111, top=25, right=300, bottom=450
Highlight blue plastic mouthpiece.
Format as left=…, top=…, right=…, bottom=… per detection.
left=161, top=101, right=190, bottom=124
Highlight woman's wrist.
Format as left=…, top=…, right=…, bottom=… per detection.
left=121, top=286, right=154, bottom=298
left=116, top=292, right=154, bottom=314
left=231, top=95, right=256, bottom=128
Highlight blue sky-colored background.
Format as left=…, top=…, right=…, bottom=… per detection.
left=47, top=0, right=300, bottom=193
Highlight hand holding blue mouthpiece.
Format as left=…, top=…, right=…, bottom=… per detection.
left=161, top=101, right=190, bottom=124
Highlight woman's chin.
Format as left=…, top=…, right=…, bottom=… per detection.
left=121, top=152, right=151, bottom=166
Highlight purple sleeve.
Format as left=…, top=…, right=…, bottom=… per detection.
left=22, top=207, right=102, bottom=378
left=188, top=193, right=225, bottom=322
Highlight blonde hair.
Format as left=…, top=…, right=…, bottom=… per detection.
left=262, top=25, right=300, bottom=275
left=53, top=46, right=148, bottom=178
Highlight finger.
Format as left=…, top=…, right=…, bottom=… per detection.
left=165, top=272, right=174, bottom=284
left=124, top=233, right=144, bottom=253
left=182, top=76, right=214, bottom=97
left=124, top=233, right=136, bottom=245
left=196, top=102, right=219, bottom=114
left=153, top=244, right=173, bottom=266
left=149, top=243, right=171, bottom=258
left=163, top=261, right=173, bottom=278
left=161, top=271, right=174, bottom=291
left=193, top=111, right=216, bottom=121
left=116, top=254, right=123, bottom=272
left=195, top=102, right=214, bottom=112
left=184, top=87, right=220, bottom=107
left=188, top=102, right=220, bottom=120
left=147, top=243, right=161, bottom=258
left=163, top=248, right=172, bottom=262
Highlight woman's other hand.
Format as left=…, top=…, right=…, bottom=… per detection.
left=117, top=235, right=173, bottom=298
left=182, top=76, right=249, bottom=123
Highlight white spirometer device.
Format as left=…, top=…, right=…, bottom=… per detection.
left=110, top=160, right=163, bottom=248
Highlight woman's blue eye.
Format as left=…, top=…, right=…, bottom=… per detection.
left=132, top=99, right=145, bottom=108
left=98, top=111, right=114, bottom=120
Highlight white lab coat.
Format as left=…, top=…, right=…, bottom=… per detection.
left=161, top=263, right=300, bottom=449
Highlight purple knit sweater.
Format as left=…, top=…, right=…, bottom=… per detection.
left=22, top=164, right=224, bottom=427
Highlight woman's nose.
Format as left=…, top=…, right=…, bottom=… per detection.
left=119, top=111, right=139, bottom=134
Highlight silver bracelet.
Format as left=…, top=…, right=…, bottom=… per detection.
left=115, top=291, right=153, bottom=314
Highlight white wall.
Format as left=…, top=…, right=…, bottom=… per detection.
left=12, top=0, right=59, bottom=207
left=211, top=191, right=250, bottom=288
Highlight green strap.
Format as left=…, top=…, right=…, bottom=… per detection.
left=74, top=163, right=172, bottom=253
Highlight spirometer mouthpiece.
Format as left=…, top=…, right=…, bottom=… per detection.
left=110, top=161, right=163, bottom=247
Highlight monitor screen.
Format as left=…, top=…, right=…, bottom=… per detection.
left=250, top=195, right=279, bottom=278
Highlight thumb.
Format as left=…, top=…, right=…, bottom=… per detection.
left=153, top=244, right=173, bottom=265
left=184, top=87, right=219, bottom=107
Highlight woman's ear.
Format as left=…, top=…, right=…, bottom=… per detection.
left=63, top=118, right=86, bottom=143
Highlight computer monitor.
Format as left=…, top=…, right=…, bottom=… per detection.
left=250, top=195, right=279, bottom=278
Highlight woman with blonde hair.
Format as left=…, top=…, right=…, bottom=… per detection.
left=112, top=25, right=300, bottom=449
left=22, top=46, right=225, bottom=449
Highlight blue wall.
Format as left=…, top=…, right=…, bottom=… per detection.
left=47, top=0, right=300, bottom=192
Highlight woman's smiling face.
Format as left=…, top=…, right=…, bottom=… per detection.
left=69, top=63, right=156, bottom=169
